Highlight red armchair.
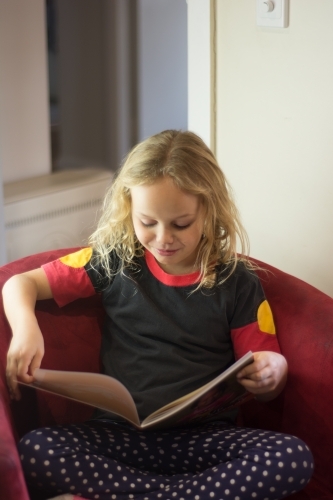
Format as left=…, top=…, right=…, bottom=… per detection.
left=0, top=249, right=332, bottom=500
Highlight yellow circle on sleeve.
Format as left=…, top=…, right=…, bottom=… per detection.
left=257, top=300, right=276, bottom=335
left=59, top=247, right=93, bottom=268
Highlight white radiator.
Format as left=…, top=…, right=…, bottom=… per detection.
left=4, top=168, right=113, bottom=262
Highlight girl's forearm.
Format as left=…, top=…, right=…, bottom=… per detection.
left=2, top=274, right=39, bottom=333
left=2, top=268, right=53, bottom=333
left=3, top=270, right=51, bottom=397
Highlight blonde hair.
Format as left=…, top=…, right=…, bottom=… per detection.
left=90, top=129, right=250, bottom=288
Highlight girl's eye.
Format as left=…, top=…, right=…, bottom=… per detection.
left=141, top=221, right=156, bottom=227
left=173, top=223, right=191, bottom=230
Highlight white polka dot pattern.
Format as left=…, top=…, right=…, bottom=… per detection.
left=18, top=421, right=313, bottom=500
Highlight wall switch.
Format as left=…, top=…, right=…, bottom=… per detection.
left=256, top=0, right=289, bottom=28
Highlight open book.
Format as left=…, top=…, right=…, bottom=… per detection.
left=21, top=351, right=254, bottom=430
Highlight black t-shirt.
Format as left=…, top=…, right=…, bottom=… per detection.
left=43, top=248, right=280, bottom=420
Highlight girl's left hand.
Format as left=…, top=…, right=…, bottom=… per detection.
left=236, top=351, right=288, bottom=401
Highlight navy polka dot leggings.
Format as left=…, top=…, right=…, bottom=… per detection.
left=18, top=420, right=313, bottom=500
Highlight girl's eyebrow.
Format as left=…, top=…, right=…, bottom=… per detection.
left=137, top=213, right=195, bottom=219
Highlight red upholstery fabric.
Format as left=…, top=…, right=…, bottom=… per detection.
left=239, top=259, right=333, bottom=499
left=0, top=249, right=103, bottom=500
left=0, top=249, right=332, bottom=499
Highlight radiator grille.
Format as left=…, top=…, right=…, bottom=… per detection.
left=5, top=198, right=102, bottom=229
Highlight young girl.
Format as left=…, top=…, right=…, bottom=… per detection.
left=4, top=130, right=313, bottom=500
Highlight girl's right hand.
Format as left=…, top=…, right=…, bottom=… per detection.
left=6, top=321, right=45, bottom=400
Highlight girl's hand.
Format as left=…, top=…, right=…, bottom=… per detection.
left=2, top=269, right=52, bottom=401
left=6, top=319, right=45, bottom=400
left=236, top=351, right=288, bottom=401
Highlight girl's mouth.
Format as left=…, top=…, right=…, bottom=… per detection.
left=155, top=248, right=179, bottom=257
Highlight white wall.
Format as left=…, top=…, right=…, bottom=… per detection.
left=187, top=0, right=216, bottom=151
left=137, top=0, right=188, bottom=141
left=0, top=0, right=51, bottom=183
left=214, top=0, right=333, bottom=297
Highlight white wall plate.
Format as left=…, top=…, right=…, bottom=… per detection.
left=256, top=0, right=289, bottom=28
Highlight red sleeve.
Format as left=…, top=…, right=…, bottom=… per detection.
left=231, top=299, right=281, bottom=360
left=42, top=248, right=97, bottom=307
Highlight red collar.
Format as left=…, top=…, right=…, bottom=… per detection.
left=145, top=250, right=201, bottom=287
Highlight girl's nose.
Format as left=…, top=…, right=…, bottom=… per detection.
left=156, top=227, right=174, bottom=244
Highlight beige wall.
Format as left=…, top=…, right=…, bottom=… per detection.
left=0, top=0, right=50, bottom=183
left=215, top=0, right=333, bottom=297
left=187, top=0, right=215, bottom=150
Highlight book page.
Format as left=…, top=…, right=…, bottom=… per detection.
left=141, top=351, right=253, bottom=429
left=18, top=351, right=253, bottom=431
left=30, top=369, right=141, bottom=428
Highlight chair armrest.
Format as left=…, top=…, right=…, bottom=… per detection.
left=0, top=378, right=30, bottom=500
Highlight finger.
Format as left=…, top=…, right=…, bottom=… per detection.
left=238, top=370, right=272, bottom=386
left=11, top=353, right=38, bottom=400
left=237, top=365, right=261, bottom=380
left=238, top=374, right=275, bottom=393
left=6, top=359, right=21, bottom=400
left=237, top=358, right=268, bottom=379
left=17, top=356, right=35, bottom=383
left=249, top=366, right=272, bottom=382
left=29, top=352, right=43, bottom=376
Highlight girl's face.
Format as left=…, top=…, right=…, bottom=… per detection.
left=131, top=177, right=205, bottom=275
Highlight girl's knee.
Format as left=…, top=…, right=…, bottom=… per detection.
left=268, top=433, right=314, bottom=492
left=286, top=434, right=314, bottom=482
left=18, top=428, right=57, bottom=474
